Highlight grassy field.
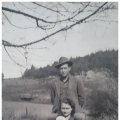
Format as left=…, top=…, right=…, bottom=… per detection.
left=2, top=69, right=118, bottom=120
left=3, top=101, right=53, bottom=119
left=2, top=78, right=51, bottom=103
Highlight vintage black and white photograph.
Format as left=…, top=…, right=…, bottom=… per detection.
left=2, top=2, right=118, bottom=120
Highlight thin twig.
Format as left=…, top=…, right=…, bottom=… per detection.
left=2, top=2, right=108, bottom=48
left=33, top=2, right=66, bottom=17
left=4, top=46, right=26, bottom=68
left=2, top=11, right=35, bottom=29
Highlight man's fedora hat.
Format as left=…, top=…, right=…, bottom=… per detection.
left=55, top=57, right=73, bottom=69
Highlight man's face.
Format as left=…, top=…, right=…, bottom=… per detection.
left=59, top=64, right=71, bottom=78
left=61, top=103, right=72, bottom=117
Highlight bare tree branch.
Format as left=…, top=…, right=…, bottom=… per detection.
left=32, top=2, right=66, bottom=17
left=2, top=11, right=35, bottom=29
left=2, top=3, right=90, bottom=25
left=2, top=2, right=108, bottom=48
left=85, top=19, right=118, bottom=23
left=4, top=46, right=26, bottom=68
left=2, top=7, right=56, bottom=24
left=58, top=3, right=70, bottom=12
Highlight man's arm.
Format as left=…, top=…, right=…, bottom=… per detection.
left=77, top=79, right=85, bottom=107
left=49, top=82, right=56, bottom=104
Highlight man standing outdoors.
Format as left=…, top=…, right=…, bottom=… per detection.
left=50, top=57, right=85, bottom=119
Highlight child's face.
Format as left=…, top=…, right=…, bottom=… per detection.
left=61, top=103, right=72, bottom=117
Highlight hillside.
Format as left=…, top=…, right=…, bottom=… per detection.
left=23, top=50, right=118, bottom=78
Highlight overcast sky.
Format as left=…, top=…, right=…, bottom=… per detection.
left=2, top=2, right=118, bottom=78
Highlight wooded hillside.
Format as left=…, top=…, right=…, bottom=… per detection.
left=23, top=50, right=118, bottom=78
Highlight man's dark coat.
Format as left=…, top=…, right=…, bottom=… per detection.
left=50, top=75, right=85, bottom=113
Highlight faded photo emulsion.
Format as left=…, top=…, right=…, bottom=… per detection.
left=2, top=2, right=118, bottom=120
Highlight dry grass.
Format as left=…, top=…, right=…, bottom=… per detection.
left=2, top=101, right=54, bottom=120
left=2, top=78, right=51, bottom=103
left=2, top=69, right=118, bottom=120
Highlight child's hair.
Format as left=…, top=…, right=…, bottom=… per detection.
left=59, top=98, right=75, bottom=116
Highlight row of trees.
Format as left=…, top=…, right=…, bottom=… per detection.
left=22, top=49, right=118, bottom=78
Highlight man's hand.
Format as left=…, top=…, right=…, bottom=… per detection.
left=74, top=112, right=86, bottom=120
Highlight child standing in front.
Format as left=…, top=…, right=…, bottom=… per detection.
left=56, top=98, right=75, bottom=120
